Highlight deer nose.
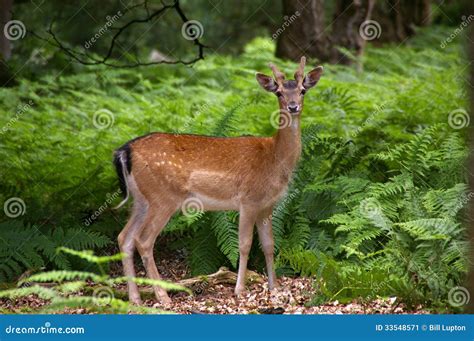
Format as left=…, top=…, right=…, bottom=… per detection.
left=287, top=103, right=300, bottom=113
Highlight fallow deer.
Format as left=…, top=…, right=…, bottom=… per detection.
left=113, top=57, right=323, bottom=304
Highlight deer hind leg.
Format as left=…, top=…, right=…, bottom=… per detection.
left=117, top=200, right=148, bottom=305
left=235, top=206, right=259, bottom=296
left=256, top=207, right=277, bottom=290
left=135, top=203, right=177, bottom=304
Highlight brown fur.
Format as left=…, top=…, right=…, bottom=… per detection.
left=116, top=58, right=323, bottom=304
left=130, top=132, right=298, bottom=209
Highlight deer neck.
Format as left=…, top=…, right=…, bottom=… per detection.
left=273, top=110, right=302, bottom=172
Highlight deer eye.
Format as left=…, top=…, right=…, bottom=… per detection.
left=300, top=89, right=306, bottom=96
left=276, top=91, right=283, bottom=97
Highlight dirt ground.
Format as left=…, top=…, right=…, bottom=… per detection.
left=0, top=255, right=428, bottom=314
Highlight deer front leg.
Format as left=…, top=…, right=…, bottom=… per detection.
left=257, top=208, right=277, bottom=290
left=235, top=206, right=258, bottom=296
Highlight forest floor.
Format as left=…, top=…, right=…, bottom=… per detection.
left=0, top=253, right=429, bottom=314
left=139, top=258, right=429, bottom=315
left=148, top=277, right=426, bottom=314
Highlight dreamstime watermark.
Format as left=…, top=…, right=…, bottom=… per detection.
left=359, top=198, right=381, bottom=218
left=181, top=20, right=204, bottom=40
left=3, top=20, right=26, bottom=41
left=27, top=47, right=51, bottom=66
left=448, top=286, right=470, bottom=307
left=181, top=197, right=204, bottom=218
left=92, top=286, right=114, bottom=306
left=440, top=15, right=474, bottom=49
left=270, top=109, right=293, bottom=129
left=5, top=322, right=85, bottom=335
left=3, top=197, right=26, bottom=218
left=175, top=102, right=210, bottom=134
left=359, top=198, right=389, bottom=229
left=448, top=108, right=469, bottom=129
left=262, top=189, right=300, bottom=225
left=350, top=102, right=387, bottom=138
left=192, top=281, right=208, bottom=295
left=176, top=98, right=245, bottom=135
left=92, top=109, right=115, bottom=129
left=272, top=11, right=301, bottom=41
left=454, top=191, right=474, bottom=213
left=84, top=190, right=122, bottom=226
left=1, top=100, right=34, bottom=135
left=359, top=20, right=382, bottom=41
left=84, top=11, right=123, bottom=49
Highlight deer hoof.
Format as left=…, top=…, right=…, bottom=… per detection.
left=129, top=296, right=142, bottom=306
left=157, top=292, right=172, bottom=305
left=161, top=296, right=172, bottom=305
left=268, top=278, right=279, bottom=291
left=234, top=286, right=245, bottom=297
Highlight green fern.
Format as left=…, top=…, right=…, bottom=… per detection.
left=210, top=212, right=240, bottom=268
left=189, top=218, right=226, bottom=275
left=210, top=101, right=244, bottom=136
left=314, top=125, right=469, bottom=306
left=0, top=248, right=189, bottom=313
left=0, top=221, right=110, bottom=283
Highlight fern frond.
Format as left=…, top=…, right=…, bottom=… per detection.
left=0, top=285, right=57, bottom=300
left=395, top=219, right=459, bottom=240
left=19, top=270, right=105, bottom=285
left=111, top=277, right=191, bottom=294
left=189, top=222, right=226, bottom=275
left=210, top=212, right=240, bottom=268
left=210, top=101, right=243, bottom=136
left=57, top=247, right=124, bottom=264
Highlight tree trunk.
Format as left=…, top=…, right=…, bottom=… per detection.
left=373, top=0, right=432, bottom=43
left=276, top=0, right=331, bottom=62
left=276, top=0, right=375, bottom=66
left=0, top=0, right=15, bottom=87
left=407, top=0, right=432, bottom=27
left=399, top=0, right=432, bottom=37
left=0, top=0, right=12, bottom=61
left=331, top=0, right=375, bottom=67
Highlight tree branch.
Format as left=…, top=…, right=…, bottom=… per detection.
left=29, top=0, right=206, bottom=68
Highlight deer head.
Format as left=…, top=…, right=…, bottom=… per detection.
left=255, top=57, right=323, bottom=114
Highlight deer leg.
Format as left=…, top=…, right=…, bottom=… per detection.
left=235, top=206, right=258, bottom=296
left=117, top=202, right=148, bottom=305
left=135, top=204, right=176, bottom=304
left=256, top=208, right=277, bottom=290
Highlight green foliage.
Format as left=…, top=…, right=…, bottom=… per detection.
left=277, top=248, right=398, bottom=304
left=0, top=26, right=470, bottom=310
left=189, top=218, right=226, bottom=276
left=0, top=221, right=110, bottom=282
left=0, top=248, right=190, bottom=313
left=298, top=124, right=468, bottom=309
left=210, top=212, right=240, bottom=268
left=57, top=247, right=124, bottom=264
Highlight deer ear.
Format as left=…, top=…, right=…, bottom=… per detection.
left=303, top=66, right=323, bottom=89
left=256, top=73, right=278, bottom=93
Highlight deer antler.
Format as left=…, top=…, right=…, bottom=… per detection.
left=269, top=62, right=285, bottom=86
left=294, top=56, right=306, bottom=87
